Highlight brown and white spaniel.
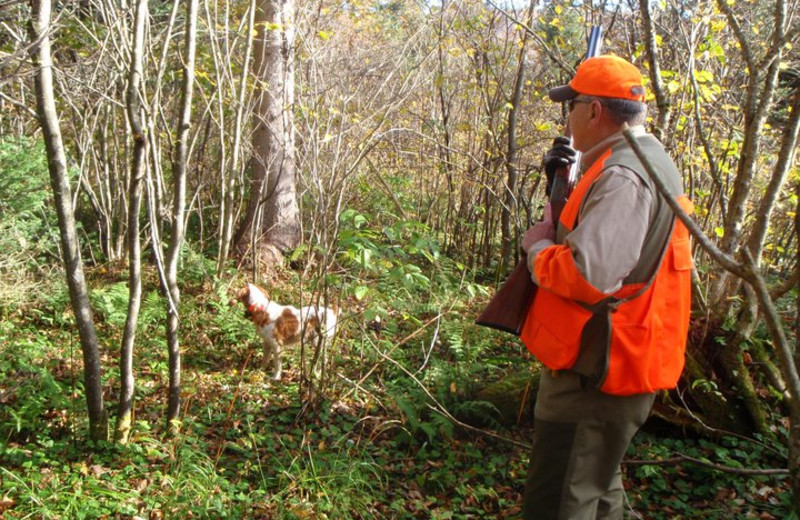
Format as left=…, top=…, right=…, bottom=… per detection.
left=234, top=283, right=338, bottom=380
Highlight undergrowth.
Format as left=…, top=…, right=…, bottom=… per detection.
left=0, top=273, right=793, bottom=519
left=0, top=138, right=61, bottom=306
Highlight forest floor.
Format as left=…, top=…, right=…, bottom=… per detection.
left=0, top=269, right=792, bottom=519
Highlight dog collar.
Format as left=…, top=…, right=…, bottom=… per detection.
left=248, top=303, right=265, bottom=314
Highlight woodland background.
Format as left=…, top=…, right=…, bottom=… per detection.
left=0, top=0, right=798, bottom=517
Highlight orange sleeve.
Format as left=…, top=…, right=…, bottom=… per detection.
left=533, top=245, right=607, bottom=305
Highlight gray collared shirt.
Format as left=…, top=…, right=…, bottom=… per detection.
left=527, top=127, right=652, bottom=295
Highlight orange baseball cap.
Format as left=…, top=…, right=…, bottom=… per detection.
left=549, top=55, right=646, bottom=102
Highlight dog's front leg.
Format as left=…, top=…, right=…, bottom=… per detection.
left=262, top=337, right=281, bottom=380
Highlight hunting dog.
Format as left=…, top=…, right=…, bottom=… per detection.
left=234, top=283, right=338, bottom=380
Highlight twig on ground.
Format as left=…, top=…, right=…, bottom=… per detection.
left=624, top=453, right=788, bottom=476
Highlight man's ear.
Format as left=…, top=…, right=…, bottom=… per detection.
left=589, top=100, right=603, bottom=124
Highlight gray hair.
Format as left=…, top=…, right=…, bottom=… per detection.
left=591, top=97, right=648, bottom=126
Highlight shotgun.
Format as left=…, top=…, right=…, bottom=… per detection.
left=475, top=26, right=603, bottom=336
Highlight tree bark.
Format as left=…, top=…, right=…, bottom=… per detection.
left=708, top=0, right=786, bottom=310
left=793, top=179, right=800, bottom=516
left=28, top=0, right=108, bottom=442
left=435, top=2, right=456, bottom=256
left=640, top=0, right=671, bottom=142
left=164, top=0, right=198, bottom=434
left=500, top=1, right=534, bottom=270
left=233, top=0, right=300, bottom=256
left=216, top=0, right=256, bottom=276
left=745, top=87, right=800, bottom=264
left=115, top=0, right=148, bottom=444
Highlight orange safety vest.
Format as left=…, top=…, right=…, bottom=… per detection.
left=520, top=134, right=693, bottom=396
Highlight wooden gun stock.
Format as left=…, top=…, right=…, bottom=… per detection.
left=474, top=260, right=537, bottom=335
left=474, top=165, right=569, bottom=336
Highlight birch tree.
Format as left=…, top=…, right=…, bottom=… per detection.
left=164, top=0, right=198, bottom=433
left=28, top=0, right=107, bottom=442
left=115, top=0, right=148, bottom=443
left=216, top=0, right=257, bottom=276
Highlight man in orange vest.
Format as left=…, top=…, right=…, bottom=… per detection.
left=519, top=55, right=693, bottom=519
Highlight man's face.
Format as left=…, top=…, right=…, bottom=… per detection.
left=566, top=96, right=595, bottom=152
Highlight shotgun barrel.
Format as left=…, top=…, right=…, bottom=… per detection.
left=551, top=25, right=603, bottom=222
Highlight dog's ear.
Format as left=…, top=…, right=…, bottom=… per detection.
left=248, top=283, right=270, bottom=307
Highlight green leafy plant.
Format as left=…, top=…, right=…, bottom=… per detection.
left=89, top=282, right=130, bottom=326
left=0, top=329, right=73, bottom=446
left=627, top=432, right=790, bottom=518
left=0, top=137, right=58, bottom=305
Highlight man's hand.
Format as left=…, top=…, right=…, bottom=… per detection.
left=522, top=203, right=555, bottom=252
left=543, top=137, right=577, bottom=194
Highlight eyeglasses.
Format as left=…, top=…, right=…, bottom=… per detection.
left=568, top=98, right=593, bottom=112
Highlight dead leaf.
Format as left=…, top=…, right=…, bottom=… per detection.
left=0, top=497, right=16, bottom=512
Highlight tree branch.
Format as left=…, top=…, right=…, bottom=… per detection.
left=621, top=124, right=747, bottom=279
left=624, top=453, right=789, bottom=476
left=622, top=124, right=800, bottom=420
left=484, top=0, right=574, bottom=75
left=640, top=0, right=670, bottom=140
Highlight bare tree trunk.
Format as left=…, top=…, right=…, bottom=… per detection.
left=260, top=0, right=299, bottom=251
left=28, top=0, right=108, bottom=442
left=708, top=0, right=786, bottom=309
left=233, top=0, right=299, bottom=255
left=164, top=0, right=198, bottom=434
left=115, top=0, right=148, bottom=444
left=216, top=0, right=256, bottom=276
left=640, top=0, right=671, bottom=142
left=746, top=87, right=800, bottom=263
left=793, top=180, right=800, bottom=516
left=435, top=2, right=455, bottom=254
left=500, top=1, right=534, bottom=270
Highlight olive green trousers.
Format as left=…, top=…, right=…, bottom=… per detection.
left=523, top=370, right=655, bottom=520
